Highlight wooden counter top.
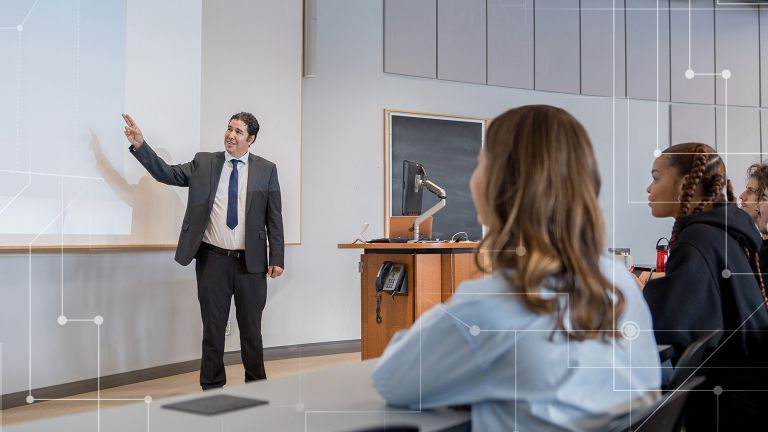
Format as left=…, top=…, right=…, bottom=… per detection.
left=338, top=242, right=478, bottom=250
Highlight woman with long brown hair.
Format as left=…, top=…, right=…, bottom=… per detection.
left=643, top=143, right=768, bottom=429
left=373, top=105, right=660, bottom=431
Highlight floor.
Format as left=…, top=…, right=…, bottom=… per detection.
left=1, top=352, right=361, bottom=426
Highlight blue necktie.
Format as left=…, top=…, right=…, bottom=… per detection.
left=226, top=159, right=240, bottom=230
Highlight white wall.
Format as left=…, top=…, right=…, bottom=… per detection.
left=302, top=0, right=673, bottom=260
left=0, top=251, right=201, bottom=394
left=1, top=0, right=676, bottom=394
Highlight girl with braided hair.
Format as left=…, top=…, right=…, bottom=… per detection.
left=643, top=143, right=768, bottom=430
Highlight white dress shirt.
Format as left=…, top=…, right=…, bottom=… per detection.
left=202, top=151, right=249, bottom=250
left=373, top=256, right=661, bottom=432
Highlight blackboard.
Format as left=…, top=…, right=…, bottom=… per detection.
left=386, top=111, right=485, bottom=240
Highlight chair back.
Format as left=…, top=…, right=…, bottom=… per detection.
left=616, top=375, right=706, bottom=432
left=667, top=329, right=721, bottom=390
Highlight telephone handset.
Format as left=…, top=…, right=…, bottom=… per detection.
left=374, top=261, right=408, bottom=325
left=376, top=261, right=407, bottom=294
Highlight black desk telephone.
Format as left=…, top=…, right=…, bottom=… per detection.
left=374, top=261, right=408, bottom=324
left=376, top=261, right=407, bottom=294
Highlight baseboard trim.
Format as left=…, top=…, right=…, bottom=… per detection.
left=2, top=339, right=360, bottom=410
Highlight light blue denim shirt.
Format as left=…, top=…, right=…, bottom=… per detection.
left=372, top=256, right=661, bottom=432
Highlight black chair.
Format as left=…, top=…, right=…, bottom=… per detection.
left=665, top=329, right=722, bottom=390
left=613, top=375, right=706, bottom=432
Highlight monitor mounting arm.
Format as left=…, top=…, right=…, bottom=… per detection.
left=412, top=175, right=446, bottom=241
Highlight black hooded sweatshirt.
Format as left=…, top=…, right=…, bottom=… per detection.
left=644, top=204, right=768, bottom=428
left=643, top=204, right=768, bottom=426
left=645, top=204, right=768, bottom=368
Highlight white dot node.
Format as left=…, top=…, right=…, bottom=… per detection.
left=57, top=315, right=67, bottom=326
left=515, top=245, right=526, bottom=256
left=653, top=149, right=662, bottom=158
left=26, top=395, right=34, bottom=404
left=469, top=325, right=481, bottom=336
left=16, top=24, right=23, bottom=32
left=684, top=69, right=695, bottom=80
left=295, top=402, right=305, bottom=412
left=144, top=396, right=152, bottom=404
left=94, top=315, right=104, bottom=326
left=721, top=69, right=731, bottom=80
left=721, top=269, right=731, bottom=279
left=621, top=321, right=640, bottom=340
left=713, top=385, right=723, bottom=395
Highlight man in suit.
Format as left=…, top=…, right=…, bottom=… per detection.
left=122, top=112, right=284, bottom=389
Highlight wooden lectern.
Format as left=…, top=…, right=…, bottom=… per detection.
left=338, top=242, right=483, bottom=359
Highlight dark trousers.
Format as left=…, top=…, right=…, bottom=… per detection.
left=195, top=246, right=268, bottom=389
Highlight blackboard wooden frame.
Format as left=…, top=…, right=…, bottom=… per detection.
left=384, top=109, right=487, bottom=239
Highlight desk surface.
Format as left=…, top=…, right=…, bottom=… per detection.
left=338, top=242, right=478, bottom=250
left=7, top=360, right=470, bottom=432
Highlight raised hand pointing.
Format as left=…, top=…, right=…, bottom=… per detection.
left=122, top=113, right=145, bottom=149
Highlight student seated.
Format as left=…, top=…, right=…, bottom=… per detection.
left=739, top=162, right=768, bottom=273
left=642, top=143, right=768, bottom=430
left=373, top=105, right=661, bottom=431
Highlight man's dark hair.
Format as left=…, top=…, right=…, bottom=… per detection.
left=230, top=112, right=260, bottom=143
left=748, top=162, right=768, bottom=202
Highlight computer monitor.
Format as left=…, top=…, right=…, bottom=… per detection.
left=402, top=160, right=425, bottom=216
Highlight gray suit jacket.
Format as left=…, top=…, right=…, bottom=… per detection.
left=130, top=141, right=284, bottom=273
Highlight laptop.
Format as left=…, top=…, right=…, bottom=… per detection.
left=389, top=216, right=433, bottom=240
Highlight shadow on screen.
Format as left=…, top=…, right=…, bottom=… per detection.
left=89, top=130, right=184, bottom=244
